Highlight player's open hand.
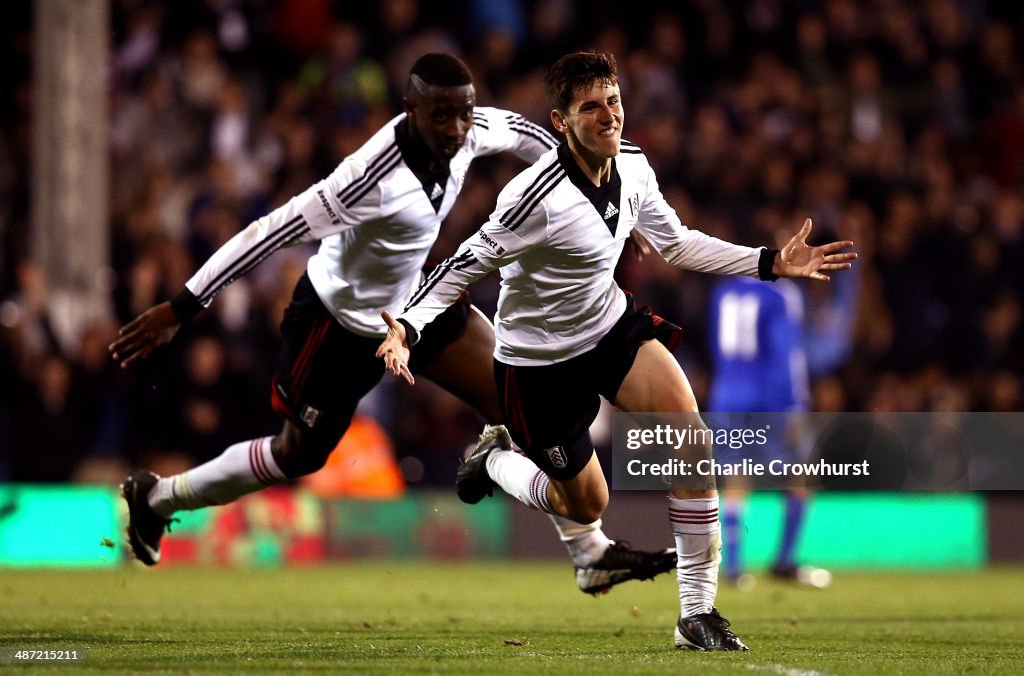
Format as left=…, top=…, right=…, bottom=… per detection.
left=376, top=311, right=415, bottom=385
left=108, top=301, right=182, bottom=368
left=626, top=229, right=652, bottom=262
left=773, top=218, right=857, bottom=281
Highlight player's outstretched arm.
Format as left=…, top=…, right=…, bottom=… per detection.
left=108, top=301, right=181, bottom=368
left=772, top=218, right=857, bottom=282
left=376, top=311, right=415, bottom=385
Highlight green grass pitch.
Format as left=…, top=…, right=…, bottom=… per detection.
left=1, top=563, right=1022, bottom=674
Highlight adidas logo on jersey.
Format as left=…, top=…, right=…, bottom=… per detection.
left=603, top=201, right=619, bottom=220
left=430, top=183, right=444, bottom=200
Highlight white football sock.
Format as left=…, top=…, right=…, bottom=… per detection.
left=485, top=448, right=553, bottom=513
left=548, top=514, right=611, bottom=567
left=148, top=437, right=285, bottom=518
left=669, top=495, right=721, bottom=618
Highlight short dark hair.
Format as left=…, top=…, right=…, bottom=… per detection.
left=408, top=53, right=473, bottom=89
left=543, top=50, right=619, bottom=112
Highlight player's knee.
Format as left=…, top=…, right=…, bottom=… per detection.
left=568, top=503, right=606, bottom=525
left=270, top=424, right=338, bottom=478
left=665, top=420, right=713, bottom=467
left=667, top=389, right=700, bottom=413
left=696, top=428, right=713, bottom=462
left=283, top=449, right=332, bottom=477
left=566, top=491, right=608, bottom=524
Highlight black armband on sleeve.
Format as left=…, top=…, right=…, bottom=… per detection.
left=169, top=288, right=205, bottom=323
left=758, top=248, right=780, bottom=281
left=397, top=318, right=421, bottom=347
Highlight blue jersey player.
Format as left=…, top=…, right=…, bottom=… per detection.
left=707, top=276, right=830, bottom=588
left=708, top=277, right=808, bottom=414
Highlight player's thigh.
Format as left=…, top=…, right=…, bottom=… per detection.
left=415, top=305, right=503, bottom=424
left=614, top=340, right=713, bottom=498
left=613, top=339, right=700, bottom=413
left=272, top=279, right=384, bottom=464
left=495, top=359, right=600, bottom=482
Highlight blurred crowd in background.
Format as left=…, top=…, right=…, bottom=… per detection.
left=1, top=0, right=1022, bottom=485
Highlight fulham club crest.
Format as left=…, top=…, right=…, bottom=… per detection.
left=545, top=445, right=568, bottom=469
left=300, top=404, right=321, bottom=428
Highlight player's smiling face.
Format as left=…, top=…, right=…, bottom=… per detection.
left=406, top=84, right=476, bottom=161
left=556, top=80, right=623, bottom=160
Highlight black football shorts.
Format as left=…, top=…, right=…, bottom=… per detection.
left=494, top=294, right=681, bottom=481
left=271, top=272, right=471, bottom=446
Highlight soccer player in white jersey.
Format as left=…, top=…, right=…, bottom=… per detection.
left=110, top=53, right=677, bottom=592
left=377, top=51, right=856, bottom=651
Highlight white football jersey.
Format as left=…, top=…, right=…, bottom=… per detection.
left=183, top=107, right=556, bottom=336
left=400, top=141, right=766, bottom=365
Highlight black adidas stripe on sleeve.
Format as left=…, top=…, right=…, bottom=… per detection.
left=336, top=142, right=401, bottom=209
left=194, top=215, right=311, bottom=306
left=405, top=249, right=477, bottom=310
left=500, top=161, right=566, bottom=233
